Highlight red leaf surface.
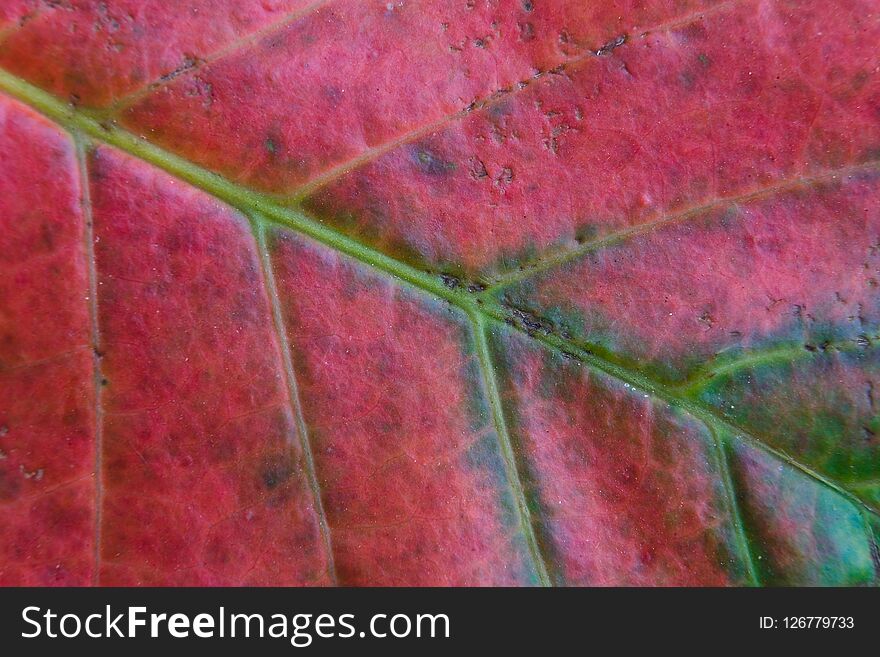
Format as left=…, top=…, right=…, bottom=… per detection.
left=0, top=0, right=879, bottom=586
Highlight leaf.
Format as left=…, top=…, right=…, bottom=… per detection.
left=0, top=0, right=878, bottom=586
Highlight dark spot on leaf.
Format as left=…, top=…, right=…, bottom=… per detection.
left=495, top=167, right=513, bottom=186
left=411, top=146, right=456, bottom=176
left=469, top=158, right=488, bottom=180
left=158, top=55, right=202, bottom=83
left=0, top=470, right=21, bottom=501
left=679, top=70, right=695, bottom=89
left=261, top=456, right=293, bottom=491
left=596, top=34, right=627, bottom=56
left=508, top=306, right=554, bottom=335
left=440, top=273, right=461, bottom=289
left=518, top=22, right=535, bottom=42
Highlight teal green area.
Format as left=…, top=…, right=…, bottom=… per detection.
left=699, top=350, right=880, bottom=500
left=724, top=434, right=877, bottom=586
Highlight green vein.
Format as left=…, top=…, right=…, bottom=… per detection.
left=704, top=425, right=761, bottom=586
left=863, top=509, right=880, bottom=582
left=2, top=67, right=878, bottom=551
left=679, top=334, right=880, bottom=395
left=474, top=311, right=880, bottom=524
left=469, top=312, right=551, bottom=587
left=73, top=136, right=105, bottom=586
left=252, top=220, right=338, bottom=585
left=0, top=70, right=477, bottom=309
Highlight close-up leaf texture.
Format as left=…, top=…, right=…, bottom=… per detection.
left=0, top=0, right=879, bottom=586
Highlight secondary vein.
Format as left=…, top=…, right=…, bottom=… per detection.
left=253, top=220, right=339, bottom=585
left=2, top=66, right=877, bottom=532
left=73, top=135, right=106, bottom=586
left=470, top=312, right=552, bottom=586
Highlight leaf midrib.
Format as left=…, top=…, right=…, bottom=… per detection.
left=2, top=67, right=877, bottom=575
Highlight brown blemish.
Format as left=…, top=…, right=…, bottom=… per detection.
left=596, top=34, right=627, bottom=56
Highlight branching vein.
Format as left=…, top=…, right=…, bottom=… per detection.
left=2, top=61, right=878, bottom=584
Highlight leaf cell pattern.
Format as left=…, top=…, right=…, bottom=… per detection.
left=0, top=0, right=879, bottom=586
